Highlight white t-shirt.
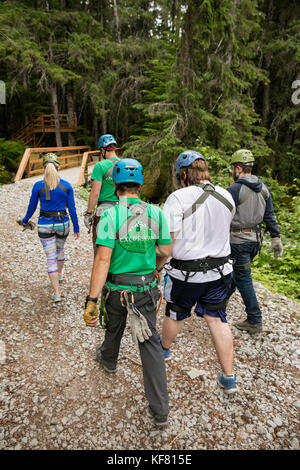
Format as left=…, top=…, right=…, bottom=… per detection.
left=163, top=183, right=236, bottom=283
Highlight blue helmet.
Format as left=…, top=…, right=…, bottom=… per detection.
left=97, top=134, right=117, bottom=149
left=175, top=150, right=205, bottom=176
left=113, top=158, right=143, bottom=185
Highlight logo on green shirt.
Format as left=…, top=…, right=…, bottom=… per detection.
left=118, top=220, right=157, bottom=253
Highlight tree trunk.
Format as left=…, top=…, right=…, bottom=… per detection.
left=50, top=84, right=62, bottom=147
left=93, top=115, right=98, bottom=149
left=67, top=90, right=76, bottom=146
left=262, top=67, right=270, bottom=127
left=112, top=0, right=121, bottom=44
left=262, top=0, right=274, bottom=127
left=101, top=102, right=107, bottom=135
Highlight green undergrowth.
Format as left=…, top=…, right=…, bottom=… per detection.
left=252, top=240, right=300, bottom=302
left=76, top=186, right=90, bottom=203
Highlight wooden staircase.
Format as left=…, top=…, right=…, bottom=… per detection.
left=12, top=113, right=77, bottom=146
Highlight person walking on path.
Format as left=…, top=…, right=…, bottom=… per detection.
left=227, top=149, right=283, bottom=334
left=156, top=150, right=238, bottom=395
left=83, top=134, right=120, bottom=257
left=17, top=153, right=80, bottom=302
left=83, top=158, right=172, bottom=427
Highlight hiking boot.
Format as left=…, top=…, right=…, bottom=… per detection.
left=147, top=406, right=168, bottom=428
left=157, top=335, right=171, bottom=361
left=234, top=320, right=262, bottom=334
left=217, top=372, right=238, bottom=395
left=95, top=350, right=117, bottom=374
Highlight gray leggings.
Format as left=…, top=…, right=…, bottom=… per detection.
left=97, top=287, right=169, bottom=416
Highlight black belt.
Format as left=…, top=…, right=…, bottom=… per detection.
left=170, top=256, right=230, bottom=273
left=231, top=224, right=261, bottom=233
left=40, top=210, right=67, bottom=218
left=107, top=272, right=155, bottom=286
left=97, top=201, right=118, bottom=207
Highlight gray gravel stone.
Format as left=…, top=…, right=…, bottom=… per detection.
left=1, top=180, right=299, bottom=451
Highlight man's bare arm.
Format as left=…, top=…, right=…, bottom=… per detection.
left=156, top=233, right=175, bottom=271
left=87, top=180, right=102, bottom=213
left=89, top=245, right=112, bottom=298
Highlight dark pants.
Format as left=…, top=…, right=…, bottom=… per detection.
left=97, top=287, right=169, bottom=416
left=231, top=242, right=262, bottom=325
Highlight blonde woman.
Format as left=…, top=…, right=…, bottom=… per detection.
left=18, top=153, right=80, bottom=302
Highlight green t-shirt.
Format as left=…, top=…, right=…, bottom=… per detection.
left=91, top=157, right=119, bottom=202
left=96, top=197, right=172, bottom=275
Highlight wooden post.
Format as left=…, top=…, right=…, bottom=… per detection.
left=14, top=148, right=32, bottom=182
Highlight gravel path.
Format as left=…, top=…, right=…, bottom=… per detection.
left=0, top=180, right=299, bottom=451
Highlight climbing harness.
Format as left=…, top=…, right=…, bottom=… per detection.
left=39, top=210, right=69, bottom=238
left=95, top=200, right=118, bottom=217
left=183, top=182, right=234, bottom=219
left=102, top=156, right=120, bottom=181
left=106, top=272, right=160, bottom=316
left=38, top=182, right=69, bottom=201
left=38, top=182, right=70, bottom=238
left=166, top=257, right=233, bottom=313
left=115, top=200, right=160, bottom=253
left=165, top=182, right=234, bottom=312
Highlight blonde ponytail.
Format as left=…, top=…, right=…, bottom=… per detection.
left=44, top=163, right=60, bottom=190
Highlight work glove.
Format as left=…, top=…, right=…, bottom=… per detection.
left=127, top=310, right=152, bottom=344
left=16, top=219, right=36, bottom=231
left=270, top=237, right=283, bottom=258
left=83, top=211, right=93, bottom=230
left=123, top=292, right=152, bottom=344
left=83, top=297, right=98, bottom=326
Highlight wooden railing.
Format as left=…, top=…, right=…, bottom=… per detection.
left=12, top=113, right=77, bottom=146
left=14, top=146, right=91, bottom=182
left=78, top=150, right=102, bottom=186
left=30, top=113, right=77, bottom=133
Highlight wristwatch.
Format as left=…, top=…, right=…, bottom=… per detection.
left=86, top=295, right=98, bottom=303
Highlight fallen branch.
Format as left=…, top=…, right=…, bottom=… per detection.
left=168, top=430, right=185, bottom=448
left=123, top=354, right=142, bottom=367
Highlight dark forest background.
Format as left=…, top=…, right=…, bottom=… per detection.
left=0, top=0, right=299, bottom=299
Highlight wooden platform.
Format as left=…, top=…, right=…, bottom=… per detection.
left=12, top=113, right=77, bottom=147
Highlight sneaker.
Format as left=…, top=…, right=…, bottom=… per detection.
left=52, top=293, right=63, bottom=303
left=95, top=350, right=117, bottom=374
left=217, top=372, right=238, bottom=394
left=234, top=320, right=262, bottom=334
left=157, top=335, right=171, bottom=361
left=147, top=406, right=168, bottom=428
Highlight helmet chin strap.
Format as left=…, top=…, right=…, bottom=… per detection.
left=185, top=168, right=189, bottom=187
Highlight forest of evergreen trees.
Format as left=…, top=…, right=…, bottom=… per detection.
left=0, top=0, right=299, bottom=192
left=0, top=1, right=299, bottom=300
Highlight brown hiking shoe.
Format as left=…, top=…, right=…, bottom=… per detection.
left=234, top=320, right=262, bottom=334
